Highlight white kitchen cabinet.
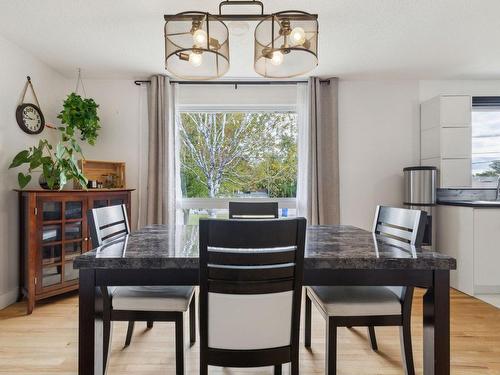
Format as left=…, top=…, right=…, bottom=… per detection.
left=420, top=95, right=472, bottom=187
left=473, top=210, right=500, bottom=291
left=421, top=127, right=440, bottom=160
left=436, top=205, right=474, bottom=295
left=420, top=96, right=440, bottom=130
left=441, top=127, right=471, bottom=159
left=440, top=159, right=471, bottom=187
left=440, top=96, right=471, bottom=127
left=436, top=205, right=500, bottom=296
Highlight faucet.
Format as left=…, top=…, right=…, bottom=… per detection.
left=497, top=176, right=500, bottom=201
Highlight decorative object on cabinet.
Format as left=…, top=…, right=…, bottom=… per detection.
left=16, top=76, right=45, bottom=134
left=75, top=160, right=125, bottom=189
left=16, top=188, right=134, bottom=314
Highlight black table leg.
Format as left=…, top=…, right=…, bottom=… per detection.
left=79, top=269, right=103, bottom=375
left=423, top=270, right=450, bottom=375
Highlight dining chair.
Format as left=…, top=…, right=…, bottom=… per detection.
left=199, top=218, right=307, bottom=375
left=228, top=201, right=279, bottom=219
left=88, top=204, right=196, bottom=375
left=304, top=205, right=427, bottom=375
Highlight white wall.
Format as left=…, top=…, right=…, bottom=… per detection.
left=0, top=35, right=67, bottom=308
left=69, top=79, right=148, bottom=229
left=338, top=80, right=421, bottom=230
left=419, top=80, right=500, bottom=101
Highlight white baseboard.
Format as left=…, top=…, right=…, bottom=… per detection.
left=474, top=285, right=500, bottom=294
left=0, top=288, right=19, bottom=310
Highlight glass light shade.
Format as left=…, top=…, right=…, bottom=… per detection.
left=165, top=12, right=230, bottom=80
left=254, top=11, right=318, bottom=78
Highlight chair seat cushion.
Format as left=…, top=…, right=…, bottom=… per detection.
left=111, top=286, right=195, bottom=312
left=307, top=286, right=402, bottom=316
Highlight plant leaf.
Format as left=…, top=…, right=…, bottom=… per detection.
left=9, top=150, right=30, bottom=168
left=17, top=172, right=31, bottom=189
left=59, top=171, right=67, bottom=187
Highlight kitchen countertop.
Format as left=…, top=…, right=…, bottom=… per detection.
left=74, top=224, right=456, bottom=271
left=438, top=200, right=500, bottom=207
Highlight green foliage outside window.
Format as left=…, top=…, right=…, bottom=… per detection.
left=179, top=112, right=298, bottom=199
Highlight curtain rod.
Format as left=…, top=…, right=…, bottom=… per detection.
left=134, top=79, right=331, bottom=86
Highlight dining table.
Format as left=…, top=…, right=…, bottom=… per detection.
left=74, top=224, right=456, bottom=375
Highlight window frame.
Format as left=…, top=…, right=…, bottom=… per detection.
left=176, top=103, right=299, bottom=212
left=471, top=98, right=500, bottom=187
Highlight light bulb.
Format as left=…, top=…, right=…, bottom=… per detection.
left=290, top=27, right=306, bottom=45
left=270, top=50, right=284, bottom=66
left=193, top=29, right=207, bottom=46
left=189, top=52, right=203, bottom=67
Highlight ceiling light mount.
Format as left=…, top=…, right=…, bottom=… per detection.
left=164, top=1, right=318, bottom=79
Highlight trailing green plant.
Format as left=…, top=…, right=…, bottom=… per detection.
left=57, top=92, right=101, bottom=145
left=9, top=139, right=87, bottom=190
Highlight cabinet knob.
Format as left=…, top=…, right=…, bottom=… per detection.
left=84, top=237, right=88, bottom=241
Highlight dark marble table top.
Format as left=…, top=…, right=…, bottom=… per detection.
left=74, top=224, right=456, bottom=271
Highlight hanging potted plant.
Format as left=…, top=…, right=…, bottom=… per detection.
left=10, top=71, right=101, bottom=190
left=57, top=92, right=101, bottom=145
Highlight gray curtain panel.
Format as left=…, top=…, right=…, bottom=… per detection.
left=145, top=75, right=176, bottom=224
left=306, top=77, right=340, bottom=225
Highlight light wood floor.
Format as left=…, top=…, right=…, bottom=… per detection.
left=0, top=288, right=499, bottom=375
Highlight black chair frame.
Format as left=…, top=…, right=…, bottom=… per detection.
left=303, top=206, right=426, bottom=375
left=88, top=206, right=196, bottom=375
left=228, top=201, right=279, bottom=219
left=100, top=286, right=196, bottom=375
left=199, top=218, right=306, bottom=375
left=304, top=286, right=415, bottom=375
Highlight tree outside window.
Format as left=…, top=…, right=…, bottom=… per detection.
left=178, top=111, right=298, bottom=221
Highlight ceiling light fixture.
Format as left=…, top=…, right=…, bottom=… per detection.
left=164, top=1, right=318, bottom=80
left=164, top=12, right=230, bottom=80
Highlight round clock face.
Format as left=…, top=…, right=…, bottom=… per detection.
left=16, top=103, right=45, bottom=134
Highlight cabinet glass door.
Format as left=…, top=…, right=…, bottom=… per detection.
left=37, top=197, right=88, bottom=293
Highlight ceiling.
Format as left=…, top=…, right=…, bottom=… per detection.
left=1, top=0, right=500, bottom=80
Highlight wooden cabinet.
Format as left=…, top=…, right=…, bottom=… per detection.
left=17, top=189, right=133, bottom=314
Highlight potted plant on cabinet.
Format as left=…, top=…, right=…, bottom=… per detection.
left=9, top=92, right=101, bottom=190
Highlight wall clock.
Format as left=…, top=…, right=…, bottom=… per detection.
left=16, top=76, right=45, bottom=134
left=16, top=103, right=45, bottom=134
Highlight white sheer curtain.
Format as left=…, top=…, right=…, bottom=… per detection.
left=296, top=77, right=340, bottom=225
left=296, top=83, right=309, bottom=220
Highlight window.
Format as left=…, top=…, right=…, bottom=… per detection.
left=177, top=110, right=298, bottom=224
left=472, top=97, right=500, bottom=187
